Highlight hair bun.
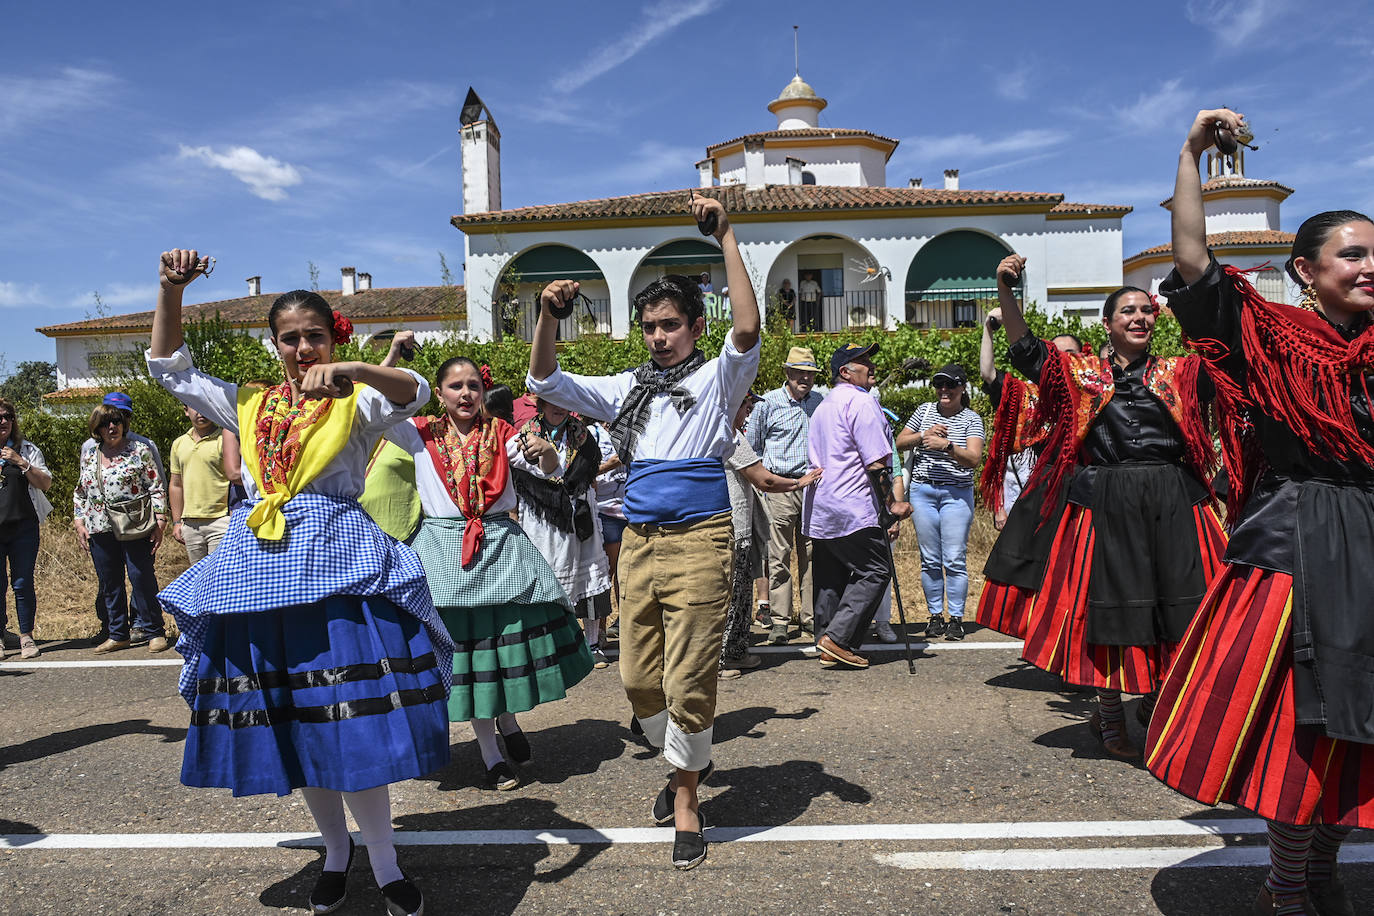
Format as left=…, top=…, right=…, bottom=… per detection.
left=332, top=311, right=353, bottom=345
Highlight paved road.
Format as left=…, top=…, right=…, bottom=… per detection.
left=2, top=629, right=1370, bottom=915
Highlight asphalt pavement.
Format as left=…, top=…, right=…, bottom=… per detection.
left=1, top=627, right=1370, bottom=915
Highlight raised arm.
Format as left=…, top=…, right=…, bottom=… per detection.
left=979, top=308, right=1001, bottom=384
left=693, top=193, right=760, bottom=353
left=150, top=249, right=211, bottom=358
left=994, top=255, right=1029, bottom=346
left=532, top=280, right=577, bottom=382
left=1174, top=108, right=1246, bottom=285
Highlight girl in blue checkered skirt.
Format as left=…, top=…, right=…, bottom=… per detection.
left=145, top=250, right=448, bottom=916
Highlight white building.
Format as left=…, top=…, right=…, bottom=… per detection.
left=1124, top=142, right=1295, bottom=305
left=455, top=75, right=1133, bottom=340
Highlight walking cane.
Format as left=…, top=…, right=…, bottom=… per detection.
left=869, top=475, right=916, bottom=675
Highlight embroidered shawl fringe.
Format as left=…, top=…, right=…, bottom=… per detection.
left=978, top=376, right=1041, bottom=513
left=511, top=437, right=600, bottom=535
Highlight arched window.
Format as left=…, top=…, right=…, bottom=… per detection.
left=801, top=170, right=816, bottom=185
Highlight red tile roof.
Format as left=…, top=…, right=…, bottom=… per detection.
left=1048, top=201, right=1134, bottom=216
left=37, top=286, right=466, bottom=336
left=452, top=184, right=1078, bottom=228
left=1125, top=230, right=1295, bottom=262
left=41, top=386, right=102, bottom=402
left=704, top=127, right=899, bottom=155
left=1160, top=176, right=1295, bottom=208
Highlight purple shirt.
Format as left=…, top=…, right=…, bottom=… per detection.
left=802, top=382, right=892, bottom=539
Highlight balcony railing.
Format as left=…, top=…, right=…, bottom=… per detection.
left=505, top=297, right=613, bottom=342
left=793, top=289, right=886, bottom=333
left=905, top=287, right=1016, bottom=329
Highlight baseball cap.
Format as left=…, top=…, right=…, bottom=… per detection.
left=102, top=392, right=133, bottom=412
left=829, top=342, right=880, bottom=375
left=930, top=363, right=968, bottom=387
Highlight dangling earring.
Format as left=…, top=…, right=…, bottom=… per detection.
left=1300, top=284, right=1319, bottom=312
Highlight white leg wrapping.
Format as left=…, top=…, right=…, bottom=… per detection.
left=636, top=709, right=669, bottom=749
left=664, top=719, right=713, bottom=772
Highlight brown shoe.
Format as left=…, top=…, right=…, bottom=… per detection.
left=148, top=636, right=170, bottom=653
left=1088, top=711, right=1141, bottom=759
left=817, top=635, right=868, bottom=669
left=1253, top=884, right=1318, bottom=915
left=93, top=639, right=131, bottom=655
left=19, top=635, right=40, bottom=659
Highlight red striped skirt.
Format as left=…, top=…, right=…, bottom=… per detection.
left=1019, top=503, right=1228, bottom=694
left=975, top=580, right=1036, bottom=640
left=1146, top=565, right=1374, bottom=827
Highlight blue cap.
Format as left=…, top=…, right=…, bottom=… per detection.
left=102, top=392, right=133, bottom=412
left=829, top=341, right=880, bottom=375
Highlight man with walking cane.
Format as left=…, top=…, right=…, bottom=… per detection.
left=803, top=343, right=912, bottom=670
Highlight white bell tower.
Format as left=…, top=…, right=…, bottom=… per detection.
left=460, top=87, right=501, bottom=214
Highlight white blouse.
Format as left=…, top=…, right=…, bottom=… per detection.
left=145, top=345, right=429, bottom=500
left=384, top=419, right=519, bottom=518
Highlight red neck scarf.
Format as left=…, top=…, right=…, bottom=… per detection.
left=977, top=376, right=1045, bottom=513
left=415, top=414, right=514, bottom=566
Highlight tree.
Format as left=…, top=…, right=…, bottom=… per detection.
left=0, top=361, right=57, bottom=409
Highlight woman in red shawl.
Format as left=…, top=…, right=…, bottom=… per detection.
left=1146, top=107, right=1372, bottom=916
left=387, top=358, right=593, bottom=792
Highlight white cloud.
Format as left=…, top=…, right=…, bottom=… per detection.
left=1185, top=0, right=1291, bottom=48
left=178, top=145, right=303, bottom=201
left=994, top=63, right=1031, bottom=101
left=900, top=129, right=1068, bottom=166
left=0, top=67, right=118, bottom=138
left=1119, top=78, right=1190, bottom=132
left=1356, top=154, right=1374, bottom=170
left=0, top=281, right=41, bottom=308
left=72, top=283, right=157, bottom=310
left=553, top=0, right=721, bottom=94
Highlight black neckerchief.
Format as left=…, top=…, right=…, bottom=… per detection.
left=606, top=349, right=706, bottom=464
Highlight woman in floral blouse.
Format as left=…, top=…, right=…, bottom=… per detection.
left=73, top=403, right=169, bottom=653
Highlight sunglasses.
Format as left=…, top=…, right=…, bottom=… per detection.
left=934, top=381, right=963, bottom=389
left=0, top=414, right=13, bottom=422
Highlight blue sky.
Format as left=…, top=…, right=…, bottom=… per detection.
left=3, top=0, right=1371, bottom=370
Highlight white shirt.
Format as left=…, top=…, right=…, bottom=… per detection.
left=145, top=345, right=429, bottom=501
left=384, top=419, right=518, bottom=518
left=799, top=279, right=821, bottom=301
left=589, top=423, right=626, bottom=518
left=525, top=333, right=760, bottom=465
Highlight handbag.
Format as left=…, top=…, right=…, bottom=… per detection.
left=94, top=448, right=159, bottom=542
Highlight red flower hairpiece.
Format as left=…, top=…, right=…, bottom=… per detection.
left=479, top=364, right=494, bottom=389
left=332, top=311, right=353, bottom=345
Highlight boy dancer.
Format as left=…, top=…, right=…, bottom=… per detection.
left=527, top=193, right=759, bottom=870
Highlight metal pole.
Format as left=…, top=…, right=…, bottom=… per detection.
left=882, top=530, right=917, bottom=675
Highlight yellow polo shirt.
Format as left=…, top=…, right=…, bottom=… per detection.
left=169, top=429, right=229, bottom=519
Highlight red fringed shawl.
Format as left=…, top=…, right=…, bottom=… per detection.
left=977, top=376, right=1046, bottom=513
left=1023, top=345, right=1217, bottom=519
left=1188, top=266, right=1374, bottom=518
left=415, top=414, right=515, bottom=566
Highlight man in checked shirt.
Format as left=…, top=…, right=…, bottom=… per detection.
left=746, top=346, right=824, bottom=649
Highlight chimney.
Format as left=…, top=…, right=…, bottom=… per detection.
left=358, top=272, right=372, bottom=291
left=246, top=276, right=261, bottom=296
left=786, top=156, right=805, bottom=186
left=744, top=139, right=765, bottom=191
left=459, top=88, right=502, bottom=214
left=908, top=178, right=922, bottom=189
left=943, top=169, right=959, bottom=191
left=341, top=267, right=356, bottom=296
left=696, top=158, right=714, bottom=188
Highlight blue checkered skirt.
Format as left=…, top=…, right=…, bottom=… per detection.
left=160, top=494, right=454, bottom=797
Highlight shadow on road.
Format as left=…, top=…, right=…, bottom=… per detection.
left=714, top=705, right=819, bottom=744
left=259, top=799, right=606, bottom=914
left=0, top=817, right=43, bottom=844
left=0, top=719, right=184, bottom=772
left=421, top=717, right=634, bottom=791
left=704, top=760, right=872, bottom=830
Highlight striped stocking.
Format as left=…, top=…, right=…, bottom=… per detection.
left=1307, top=823, right=1352, bottom=884
left=1264, top=820, right=1314, bottom=913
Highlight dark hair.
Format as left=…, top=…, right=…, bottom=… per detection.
left=1102, top=286, right=1153, bottom=319
left=633, top=274, right=704, bottom=325
left=1051, top=333, right=1084, bottom=352
left=0, top=397, right=22, bottom=448
left=434, top=356, right=484, bottom=391
left=88, top=404, right=128, bottom=440
left=483, top=384, right=515, bottom=424
left=1285, top=210, right=1374, bottom=285
left=268, top=290, right=334, bottom=337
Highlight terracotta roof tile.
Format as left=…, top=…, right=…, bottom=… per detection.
left=1160, top=176, right=1295, bottom=208
left=1125, top=230, right=1295, bottom=262
left=452, top=184, right=1067, bottom=228
left=704, top=127, right=899, bottom=154
left=37, top=285, right=465, bottom=336
left=42, top=386, right=102, bottom=401
left=1049, top=201, right=1134, bottom=216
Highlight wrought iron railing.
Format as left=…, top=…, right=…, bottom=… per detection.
left=904, top=287, right=1017, bottom=329
left=793, top=289, right=886, bottom=333
left=505, top=297, right=613, bottom=342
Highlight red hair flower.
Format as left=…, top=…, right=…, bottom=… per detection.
left=479, top=364, right=494, bottom=389
left=332, top=310, right=353, bottom=345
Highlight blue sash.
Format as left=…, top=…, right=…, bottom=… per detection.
left=624, top=458, right=729, bottom=525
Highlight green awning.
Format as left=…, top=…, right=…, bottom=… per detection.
left=906, top=230, right=1012, bottom=293
left=506, top=246, right=603, bottom=282
left=641, top=239, right=724, bottom=266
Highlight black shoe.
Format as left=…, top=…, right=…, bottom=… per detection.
left=944, top=618, right=965, bottom=641
left=308, top=837, right=355, bottom=914
left=502, top=729, right=532, bottom=764
left=652, top=761, right=715, bottom=826
left=753, top=603, right=772, bottom=629
left=924, top=615, right=946, bottom=638
left=1136, top=702, right=1152, bottom=729
left=485, top=761, right=519, bottom=790
left=672, top=819, right=707, bottom=870
left=381, top=873, right=424, bottom=916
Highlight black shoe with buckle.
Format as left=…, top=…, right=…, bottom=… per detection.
left=924, top=615, right=946, bottom=638
left=381, top=872, right=424, bottom=916
left=308, top=837, right=354, bottom=914
left=652, top=761, right=715, bottom=826
left=944, top=618, right=965, bottom=641
left=485, top=761, right=520, bottom=790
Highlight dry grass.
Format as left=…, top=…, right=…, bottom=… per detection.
left=25, top=512, right=999, bottom=640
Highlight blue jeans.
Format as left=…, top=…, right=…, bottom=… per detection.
left=0, top=518, right=40, bottom=634
left=910, top=482, right=975, bottom=619
left=88, top=531, right=165, bottom=642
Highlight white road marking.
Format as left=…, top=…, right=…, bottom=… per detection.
left=0, top=658, right=184, bottom=668
left=875, top=844, right=1374, bottom=871
left=0, top=817, right=1274, bottom=850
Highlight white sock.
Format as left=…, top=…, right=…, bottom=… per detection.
left=584, top=617, right=601, bottom=647
left=300, top=787, right=351, bottom=872
left=471, top=718, right=505, bottom=768
left=496, top=712, right=520, bottom=736
left=343, top=785, right=403, bottom=887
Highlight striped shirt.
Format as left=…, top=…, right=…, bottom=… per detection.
left=904, top=402, right=985, bottom=488
left=745, top=385, right=825, bottom=477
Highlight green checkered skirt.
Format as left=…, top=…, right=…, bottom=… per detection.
left=412, top=515, right=593, bottom=720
